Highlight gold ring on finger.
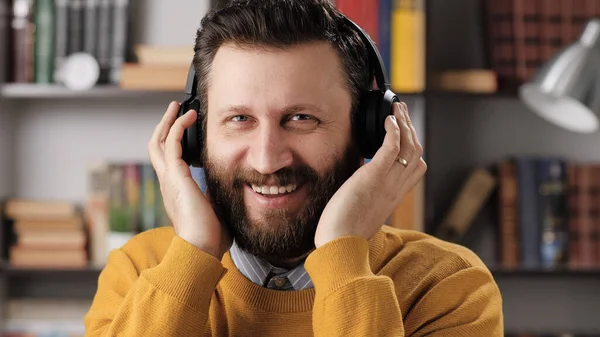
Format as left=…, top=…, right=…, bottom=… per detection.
left=397, top=157, right=408, bottom=168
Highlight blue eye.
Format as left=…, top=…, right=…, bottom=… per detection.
left=231, top=115, right=249, bottom=122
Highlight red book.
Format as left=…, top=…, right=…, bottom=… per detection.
left=336, top=0, right=380, bottom=45
left=538, top=0, right=562, bottom=64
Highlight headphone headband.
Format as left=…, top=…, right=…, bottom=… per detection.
left=183, top=62, right=197, bottom=100
left=342, top=16, right=391, bottom=92
left=184, top=16, right=389, bottom=100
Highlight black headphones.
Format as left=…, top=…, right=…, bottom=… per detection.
left=177, top=16, right=399, bottom=168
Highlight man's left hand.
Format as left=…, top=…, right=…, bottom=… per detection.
left=314, top=102, right=427, bottom=248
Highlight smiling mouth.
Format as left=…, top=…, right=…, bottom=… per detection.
left=249, top=183, right=298, bottom=196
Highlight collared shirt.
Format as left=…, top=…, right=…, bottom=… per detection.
left=229, top=241, right=314, bottom=291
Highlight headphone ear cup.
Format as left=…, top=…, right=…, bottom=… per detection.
left=187, top=99, right=203, bottom=167
left=179, top=99, right=203, bottom=167
left=381, top=88, right=400, bottom=139
left=356, top=90, right=384, bottom=159
left=355, top=90, right=399, bottom=159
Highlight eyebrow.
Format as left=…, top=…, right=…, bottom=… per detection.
left=217, top=103, right=325, bottom=116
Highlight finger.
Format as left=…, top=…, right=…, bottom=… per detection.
left=148, top=101, right=181, bottom=173
left=150, top=101, right=181, bottom=146
left=405, top=104, right=424, bottom=160
left=396, top=102, right=416, bottom=167
left=165, top=109, right=198, bottom=163
left=396, top=158, right=427, bottom=200
left=370, top=113, right=401, bottom=172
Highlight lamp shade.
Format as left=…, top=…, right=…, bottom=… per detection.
left=519, top=19, right=600, bottom=133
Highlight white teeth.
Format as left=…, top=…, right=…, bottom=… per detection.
left=251, top=184, right=298, bottom=195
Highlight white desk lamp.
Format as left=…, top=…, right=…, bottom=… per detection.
left=520, top=19, right=600, bottom=133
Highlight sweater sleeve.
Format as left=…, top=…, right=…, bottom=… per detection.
left=403, top=266, right=504, bottom=336
left=305, top=236, right=405, bottom=336
left=304, top=236, right=503, bottom=337
left=84, top=236, right=225, bottom=336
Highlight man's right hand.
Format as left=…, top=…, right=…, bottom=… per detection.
left=147, top=101, right=231, bottom=260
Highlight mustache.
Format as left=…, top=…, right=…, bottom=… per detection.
left=232, top=165, right=319, bottom=187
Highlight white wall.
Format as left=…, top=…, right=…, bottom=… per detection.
left=133, top=0, right=211, bottom=47
left=12, top=95, right=178, bottom=203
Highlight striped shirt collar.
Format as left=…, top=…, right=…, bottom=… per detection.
left=229, top=241, right=314, bottom=291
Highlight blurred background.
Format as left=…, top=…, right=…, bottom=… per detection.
left=0, top=0, right=599, bottom=336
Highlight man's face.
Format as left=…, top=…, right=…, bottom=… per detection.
left=203, top=41, right=361, bottom=264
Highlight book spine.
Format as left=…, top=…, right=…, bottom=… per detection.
left=559, top=0, right=572, bottom=46
left=498, top=161, right=519, bottom=269
left=12, top=0, right=34, bottom=83
left=538, top=0, right=561, bottom=65
left=336, top=0, right=379, bottom=44
left=54, top=0, right=69, bottom=83
left=0, top=0, right=8, bottom=83
left=67, top=0, right=84, bottom=54
left=523, top=0, right=539, bottom=82
left=378, top=0, right=392, bottom=81
left=96, top=0, right=112, bottom=84
left=485, top=0, right=515, bottom=89
left=108, top=163, right=128, bottom=233
left=83, top=0, right=98, bottom=56
left=515, top=157, right=541, bottom=269
left=567, top=164, right=580, bottom=269
left=391, top=0, right=425, bottom=93
left=34, top=0, right=55, bottom=84
left=538, top=158, right=568, bottom=269
left=568, top=164, right=595, bottom=269
left=139, top=163, right=157, bottom=232
left=577, top=164, right=595, bottom=268
left=593, top=165, right=600, bottom=268
left=577, top=165, right=594, bottom=268
left=512, top=0, right=539, bottom=85
left=109, top=0, right=128, bottom=84
left=123, top=162, right=140, bottom=233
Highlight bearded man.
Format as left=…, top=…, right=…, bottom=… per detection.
left=84, top=0, right=503, bottom=335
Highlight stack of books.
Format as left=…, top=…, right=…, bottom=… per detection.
left=4, top=199, right=87, bottom=269
left=119, top=44, right=193, bottom=91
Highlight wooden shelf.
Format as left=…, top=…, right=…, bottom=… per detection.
left=506, top=330, right=600, bottom=336
left=0, top=84, right=515, bottom=101
left=2, top=264, right=102, bottom=276
left=490, top=267, right=600, bottom=277
left=0, top=83, right=183, bottom=99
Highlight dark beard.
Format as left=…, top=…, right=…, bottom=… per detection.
left=202, top=147, right=361, bottom=265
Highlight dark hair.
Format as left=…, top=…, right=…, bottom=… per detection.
left=193, top=0, right=372, bottom=133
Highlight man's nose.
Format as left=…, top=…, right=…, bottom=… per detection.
left=247, top=125, right=293, bottom=175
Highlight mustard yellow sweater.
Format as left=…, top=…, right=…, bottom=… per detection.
left=83, top=225, right=503, bottom=336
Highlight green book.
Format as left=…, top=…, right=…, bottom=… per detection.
left=34, top=0, right=55, bottom=83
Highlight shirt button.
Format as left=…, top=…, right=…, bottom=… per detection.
left=273, top=277, right=286, bottom=287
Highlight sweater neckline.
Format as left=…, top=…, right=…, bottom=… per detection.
left=220, top=252, right=316, bottom=313
left=217, top=228, right=388, bottom=313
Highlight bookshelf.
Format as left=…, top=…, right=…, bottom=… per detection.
left=0, top=83, right=181, bottom=99
left=0, top=0, right=599, bottom=336
left=423, top=0, right=600, bottom=334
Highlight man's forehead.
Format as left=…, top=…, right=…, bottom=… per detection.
left=207, top=41, right=345, bottom=84
left=206, top=41, right=350, bottom=115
